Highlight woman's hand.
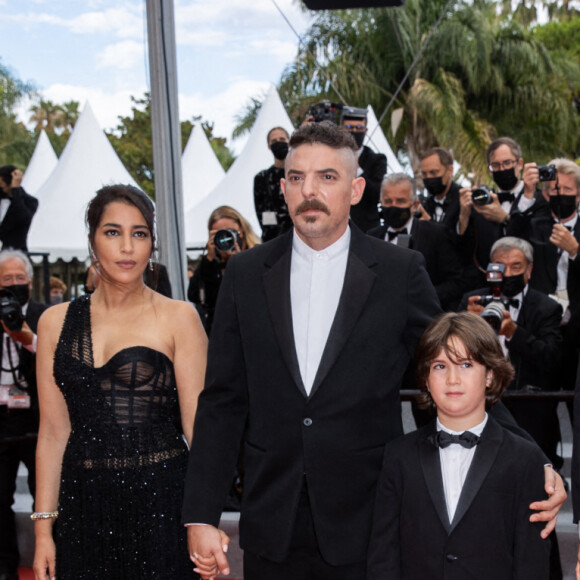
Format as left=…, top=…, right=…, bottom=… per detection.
left=33, top=530, right=56, bottom=580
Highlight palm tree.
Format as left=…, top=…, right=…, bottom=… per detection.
left=29, top=99, right=63, bottom=133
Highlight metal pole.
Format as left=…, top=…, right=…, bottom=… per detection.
left=146, top=0, right=186, bottom=300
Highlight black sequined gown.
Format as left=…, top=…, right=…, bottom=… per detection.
left=53, top=296, right=194, bottom=578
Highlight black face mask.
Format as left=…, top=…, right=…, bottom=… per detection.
left=423, top=177, right=447, bottom=197
left=5, top=283, right=29, bottom=306
left=270, top=141, right=289, bottom=161
left=492, top=168, right=519, bottom=192
left=502, top=273, right=526, bottom=298
left=549, top=195, right=578, bottom=220
left=349, top=131, right=365, bottom=149
left=383, top=206, right=411, bottom=230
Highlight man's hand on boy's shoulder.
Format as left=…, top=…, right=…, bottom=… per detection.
left=529, top=466, right=567, bottom=539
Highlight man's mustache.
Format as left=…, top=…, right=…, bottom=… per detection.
left=295, top=199, right=330, bottom=216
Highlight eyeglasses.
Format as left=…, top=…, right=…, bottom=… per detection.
left=488, top=159, right=517, bottom=172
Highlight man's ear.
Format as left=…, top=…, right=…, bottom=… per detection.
left=351, top=176, right=366, bottom=206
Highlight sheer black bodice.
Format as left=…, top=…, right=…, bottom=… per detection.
left=52, top=295, right=194, bottom=578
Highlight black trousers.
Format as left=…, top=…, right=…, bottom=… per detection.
left=243, top=486, right=366, bottom=580
left=0, top=431, right=36, bottom=574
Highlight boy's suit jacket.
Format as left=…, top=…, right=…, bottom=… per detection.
left=367, top=415, right=550, bottom=580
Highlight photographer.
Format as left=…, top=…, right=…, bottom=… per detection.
left=187, top=206, right=260, bottom=335
left=528, top=158, right=580, bottom=394
left=368, top=173, right=464, bottom=311
left=419, top=147, right=461, bottom=232
left=0, top=165, right=39, bottom=253
left=253, top=127, right=293, bottom=242
left=0, top=250, right=47, bottom=580
left=459, top=237, right=563, bottom=467
left=457, top=137, right=549, bottom=290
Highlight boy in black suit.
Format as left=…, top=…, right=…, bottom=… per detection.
left=367, top=312, right=550, bottom=579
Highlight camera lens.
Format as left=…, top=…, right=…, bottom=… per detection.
left=472, top=186, right=492, bottom=206
left=481, top=301, right=506, bottom=334
left=214, top=229, right=237, bottom=252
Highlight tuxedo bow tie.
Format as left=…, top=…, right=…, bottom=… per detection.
left=503, top=297, right=520, bottom=309
left=497, top=192, right=515, bottom=204
left=387, top=228, right=407, bottom=241
left=433, top=199, right=447, bottom=208
left=430, top=430, right=480, bottom=449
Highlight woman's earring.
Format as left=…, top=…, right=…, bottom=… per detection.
left=149, top=258, right=154, bottom=272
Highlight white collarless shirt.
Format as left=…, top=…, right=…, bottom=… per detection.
left=290, top=227, right=350, bottom=395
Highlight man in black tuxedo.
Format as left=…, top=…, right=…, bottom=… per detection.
left=182, top=121, right=441, bottom=580
left=368, top=172, right=464, bottom=312
left=419, top=147, right=461, bottom=233
left=457, top=137, right=549, bottom=291
left=459, top=237, right=563, bottom=466
left=340, top=107, right=387, bottom=233
left=528, top=158, right=580, bottom=403
left=0, top=250, right=47, bottom=580
left=0, top=165, right=39, bottom=252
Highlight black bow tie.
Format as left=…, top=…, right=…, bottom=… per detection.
left=0, top=191, right=10, bottom=200
left=430, top=430, right=480, bottom=449
left=433, top=199, right=447, bottom=208
left=387, top=228, right=407, bottom=241
left=497, top=192, right=515, bottom=204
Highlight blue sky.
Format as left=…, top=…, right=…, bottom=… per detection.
left=1, top=0, right=312, bottom=151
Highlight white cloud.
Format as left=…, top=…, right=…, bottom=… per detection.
left=97, top=40, right=145, bottom=70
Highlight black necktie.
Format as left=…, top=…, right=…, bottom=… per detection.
left=387, top=228, right=407, bottom=241
left=430, top=430, right=480, bottom=449
left=497, top=192, right=515, bottom=204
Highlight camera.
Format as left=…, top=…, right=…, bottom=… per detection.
left=214, top=229, right=242, bottom=253
left=471, top=185, right=494, bottom=206
left=537, top=164, right=556, bottom=182
left=307, top=100, right=343, bottom=124
left=476, top=263, right=510, bottom=334
left=0, top=288, right=24, bottom=332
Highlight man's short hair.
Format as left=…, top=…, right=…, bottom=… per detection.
left=266, top=127, right=290, bottom=144
left=0, top=165, right=17, bottom=186
left=381, top=173, right=417, bottom=202
left=289, top=121, right=358, bottom=152
left=490, top=236, right=534, bottom=265
left=0, top=249, right=33, bottom=279
left=543, top=158, right=580, bottom=194
left=486, top=137, right=522, bottom=165
left=419, top=147, right=454, bottom=167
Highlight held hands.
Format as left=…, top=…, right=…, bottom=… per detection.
left=188, top=525, right=231, bottom=580
left=530, top=465, right=567, bottom=539
left=471, top=191, right=508, bottom=224
left=206, top=230, right=242, bottom=263
left=522, top=162, right=540, bottom=198
left=550, top=224, right=579, bottom=257
left=32, top=530, right=56, bottom=580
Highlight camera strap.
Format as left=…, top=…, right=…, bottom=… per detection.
left=2, top=335, right=26, bottom=389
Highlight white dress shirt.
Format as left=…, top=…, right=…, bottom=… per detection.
left=385, top=217, right=414, bottom=246
left=290, top=227, right=350, bottom=395
left=437, top=414, right=488, bottom=522
left=557, top=213, right=578, bottom=292
left=499, top=286, right=527, bottom=357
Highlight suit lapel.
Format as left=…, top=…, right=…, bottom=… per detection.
left=309, top=227, right=377, bottom=397
left=450, top=417, right=503, bottom=531
left=263, top=233, right=307, bottom=397
left=419, top=431, right=452, bottom=534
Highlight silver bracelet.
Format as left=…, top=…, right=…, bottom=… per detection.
left=30, top=511, right=59, bottom=520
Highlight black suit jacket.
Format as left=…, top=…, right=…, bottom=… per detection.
left=0, top=187, right=39, bottom=251
left=368, top=220, right=464, bottom=311
left=0, top=299, right=47, bottom=438
left=349, top=146, right=387, bottom=233
left=458, top=287, right=562, bottom=391
left=367, top=416, right=550, bottom=580
left=421, top=181, right=461, bottom=233
left=182, top=225, right=441, bottom=565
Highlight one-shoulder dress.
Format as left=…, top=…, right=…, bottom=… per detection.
left=52, top=295, right=193, bottom=578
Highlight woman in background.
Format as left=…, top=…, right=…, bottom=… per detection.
left=33, top=184, right=207, bottom=579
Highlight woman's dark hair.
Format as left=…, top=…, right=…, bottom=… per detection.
left=415, top=312, right=514, bottom=411
left=86, top=184, right=156, bottom=254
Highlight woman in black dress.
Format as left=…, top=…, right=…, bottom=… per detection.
left=33, top=184, right=208, bottom=579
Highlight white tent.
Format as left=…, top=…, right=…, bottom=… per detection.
left=28, top=102, right=138, bottom=261
left=182, top=123, right=225, bottom=214
left=185, top=86, right=294, bottom=247
left=21, top=130, right=58, bottom=195
left=365, top=105, right=405, bottom=174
